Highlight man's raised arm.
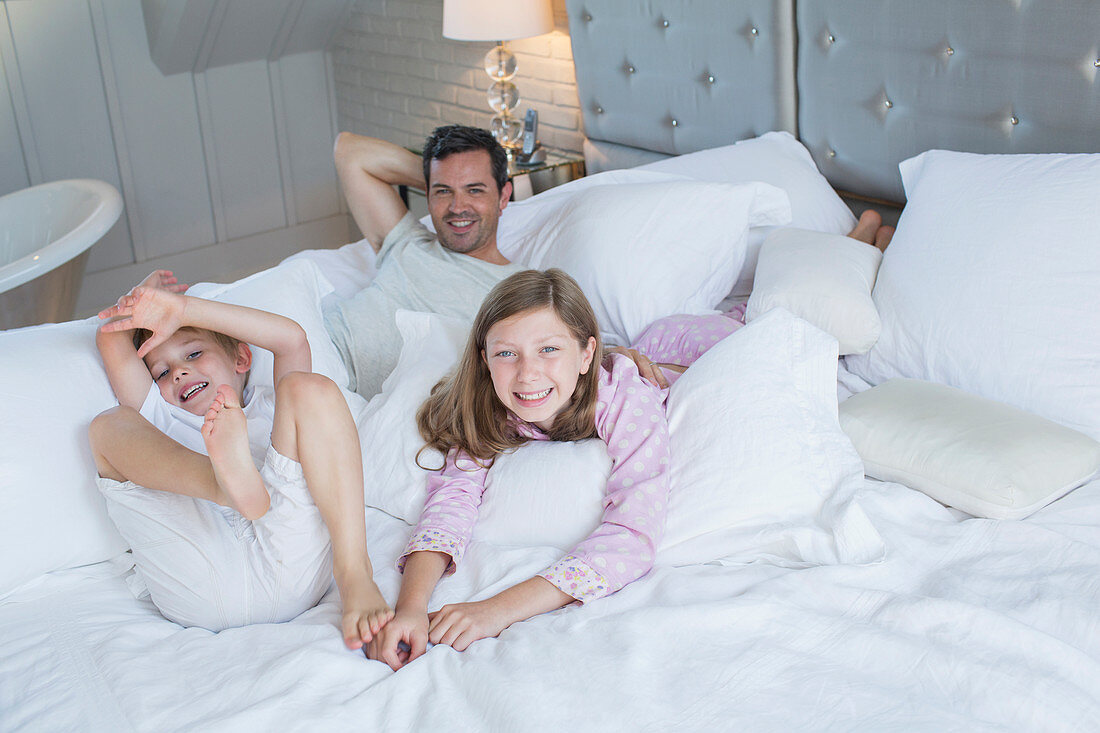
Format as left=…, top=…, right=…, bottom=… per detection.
left=334, top=132, right=426, bottom=252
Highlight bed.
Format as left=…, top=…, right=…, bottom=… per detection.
left=4, top=1, right=1100, bottom=730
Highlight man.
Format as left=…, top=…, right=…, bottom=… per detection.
left=325, top=125, right=525, bottom=399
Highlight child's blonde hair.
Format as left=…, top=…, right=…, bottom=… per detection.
left=417, top=268, right=603, bottom=468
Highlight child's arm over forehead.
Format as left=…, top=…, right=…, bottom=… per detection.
left=100, top=286, right=311, bottom=384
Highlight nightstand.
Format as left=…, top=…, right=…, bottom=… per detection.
left=400, top=150, right=585, bottom=216
left=507, top=150, right=586, bottom=200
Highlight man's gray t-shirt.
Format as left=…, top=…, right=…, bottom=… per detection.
left=324, top=212, right=524, bottom=399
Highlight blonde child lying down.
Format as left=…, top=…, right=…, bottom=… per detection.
left=89, top=270, right=391, bottom=649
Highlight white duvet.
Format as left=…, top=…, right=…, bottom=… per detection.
left=4, top=473, right=1100, bottom=731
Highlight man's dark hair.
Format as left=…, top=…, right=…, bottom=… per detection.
left=422, top=125, right=508, bottom=192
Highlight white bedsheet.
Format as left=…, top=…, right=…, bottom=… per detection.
left=5, top=475, right=1100, bottom=731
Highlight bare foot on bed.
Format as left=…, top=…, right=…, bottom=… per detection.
left=202, top=385, right=270, bottom=520
left=848, top=209, right=882, bottom=245
left=336, top=564, right=394, bottom=650
left=874, top=224, right=895, bottom=252
left=848, top=209, right=894, bottom=252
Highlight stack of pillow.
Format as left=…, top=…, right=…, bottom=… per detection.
left=839, top=150, right=1100, bottom=519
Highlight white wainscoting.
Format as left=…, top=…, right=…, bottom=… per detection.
left=0, top=0, right=351, bottom=318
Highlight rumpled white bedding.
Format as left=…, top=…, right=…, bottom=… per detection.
left=5, top=474, right=1100, bottom=731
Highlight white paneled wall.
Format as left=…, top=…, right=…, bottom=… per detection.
left=331, top=0, right=583, bottom=154
left=0, top=0, right=350, bottom=317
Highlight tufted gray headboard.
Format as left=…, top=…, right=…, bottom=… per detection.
left=566, top=0, right=1100, bottom=204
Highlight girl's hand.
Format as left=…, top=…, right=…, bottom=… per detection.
left=605, top=346, right=669, bottom=389
left=365, top=608, right=429, bottom=671
left=427, top=599, right=513, bottom=652
left=98, top=287, right=186, bottom=358
left=137, top=269, right=189, bottom=294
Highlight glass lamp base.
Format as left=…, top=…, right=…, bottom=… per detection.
left=484, top=45, right=517, bottom=82
left=491, top=114, right=523, bottom=149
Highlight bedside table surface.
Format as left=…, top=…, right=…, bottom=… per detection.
left=508, top=149, right=583, bottom=176
left=508, top=150, right=585, bottom=200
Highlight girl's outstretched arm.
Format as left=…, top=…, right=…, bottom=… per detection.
left=366, top=551, right=449, bottom=671
left=427, top=577, right=573, bottom=652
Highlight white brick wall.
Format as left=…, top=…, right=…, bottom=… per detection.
left=331, top=0, right=583, bottom=155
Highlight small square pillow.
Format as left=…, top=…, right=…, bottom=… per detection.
left=507, top=180, right=791, bottom=346
left=746, top=228, right=883, bottom=355
left=845, top=150, right=1100, bottom=440
left=187, top=258, right=348, bottom=389
left=658, top=308, right=882, bottom=567
left=839, top=379, right=1100, bottom=519
left=476, top=439, right=609, bottom=551
left=637, top=131, right=858, bottom=297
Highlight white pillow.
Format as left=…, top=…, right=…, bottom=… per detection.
left=508, top=180, right=791, bottom=346
left=187, top=258, right=347, bottom=389
left=357, top=310, right=469, bottom=523
left=476, top=439, right=609, bottom=550
left=284, top=237, right=378, bottom=301
left=746, top=228, right=882, bottom=355
left=846, top=150, right=1100, bottom=440
left=637, top=131, right=858, bottom=297
left=424, top=133, right=852, bottom=301
left=839, top=379, right=1100, bottom=520
left=0, top=320, right=128, bottom=597
left=0, top=259, right=348, bottom=597
left=658, top=308, right=882, bottom=567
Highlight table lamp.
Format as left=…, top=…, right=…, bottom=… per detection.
left=442, top=0, right=554, bottom=149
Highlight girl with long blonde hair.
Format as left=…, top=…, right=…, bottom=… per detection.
left=366, top=269, right=673, bottom=668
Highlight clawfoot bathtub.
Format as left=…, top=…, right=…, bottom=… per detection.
left=0, top=179, right=123, bottom=330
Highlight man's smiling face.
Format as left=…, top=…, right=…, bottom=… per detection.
left=427, top=149, right=511, bottom=261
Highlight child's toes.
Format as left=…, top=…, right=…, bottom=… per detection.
left=341, top=619, right=364, bottom=649
left=372, top=608, right=394, bottom=633
left=215, top=384, right=240, bottom=408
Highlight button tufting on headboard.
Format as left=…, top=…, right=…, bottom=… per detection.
left=798, top=0, right=1100, bottom=201
left=566, top=0, right=797, bottom=164
left=568, top=0, right=1100, bottom=199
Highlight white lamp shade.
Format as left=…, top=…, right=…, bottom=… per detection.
left=442, top=0, right=554, bottom=41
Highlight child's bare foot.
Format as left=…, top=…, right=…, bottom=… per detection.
left=201, top=385, right=270, bottom=520
left=848, top=209, right=882, bottom=244
left=336, top=565, right=394, bottom=650
left=874, top=224, right=895, bottom=252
